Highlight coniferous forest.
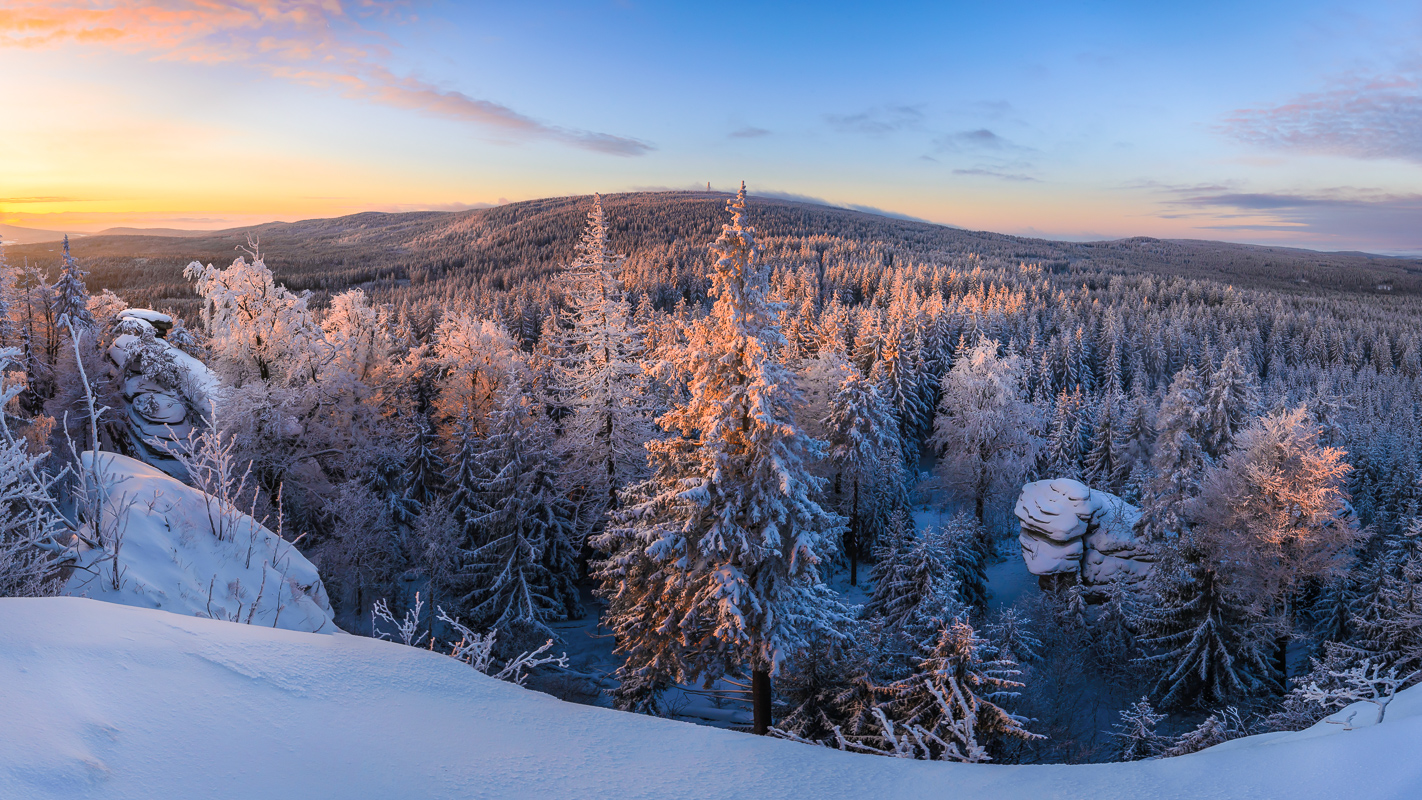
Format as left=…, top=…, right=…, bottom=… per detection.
left=4, top=186, right=1422, bottom=766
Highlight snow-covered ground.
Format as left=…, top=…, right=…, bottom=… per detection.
left=63, top=453, right=337, bottom=634
left=4, top=597, right=1420, bottom=800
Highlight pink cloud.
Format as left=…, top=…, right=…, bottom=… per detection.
left=0, top=1, right=653, bottom=156
left=1224, top=71, right=1422, bottom=163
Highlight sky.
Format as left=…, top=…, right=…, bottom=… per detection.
left=2, top=0, right=1420, bottom=254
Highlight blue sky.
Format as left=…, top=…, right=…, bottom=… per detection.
left=2, top=0, right=1419, bottom=253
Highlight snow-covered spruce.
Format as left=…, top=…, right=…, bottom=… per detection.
left=593, top=185, right=847, bottom=732
left=553, top=193, right=655, bottom=531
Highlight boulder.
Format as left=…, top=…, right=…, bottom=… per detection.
left=1015, top=478, right=1154, bottom=595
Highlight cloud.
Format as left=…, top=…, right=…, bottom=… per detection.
left=824, top=105, right=924, bottom=136
left=1164, top=189, right=1422, bottom=254
left=934, top=128, right=1031, bottom=153
left=0, top=196, right=81, bottom=204
left=729, top=126, right=770, bottom=139
left=952, top=168, right=1039, bottom=182
left=842, top=204, right=934, bottom=224
left=0, top=1, right=653, bottom=156
left=735, top=190, right=933, bottom=223
left=1223, top=72, right=1422, bottom=163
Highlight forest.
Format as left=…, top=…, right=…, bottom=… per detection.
left=2, top=186, right=1420, bottom=765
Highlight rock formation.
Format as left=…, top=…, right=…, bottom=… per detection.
left=1014, top=478, right=1154, bottom=595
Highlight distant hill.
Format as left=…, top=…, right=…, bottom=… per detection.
left=93, top=227, right=217, bottom=238
left=6, top=191, right=1421, bottom=314
left=0, top=223, right=72, bottom=246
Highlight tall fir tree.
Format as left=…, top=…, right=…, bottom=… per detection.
left=1139, top=366, right=1208, bottom=541
left=450, top=386, right=581, bottom=648
left=870, top=619, right=1040, bottom=762
left=1141, top=565, right=1276, bottom=709
left=593, top=185, right=846, bottom=733
left=822, top=357, right=904, bottom=585
left=51, top=235, right=93, bottom=330
left=557, top=193, right=655, bottom=530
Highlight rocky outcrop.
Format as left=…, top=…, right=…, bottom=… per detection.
left=105, top=310, right=218, bottom=481
left=1014, top=478, right=1154, bottom=595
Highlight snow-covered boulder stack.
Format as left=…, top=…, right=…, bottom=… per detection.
left=64, top=452, right=338, bottom=633
left=106, top=311, right=218, bottom=480
left=1015, top=478, right=1154, bottom=593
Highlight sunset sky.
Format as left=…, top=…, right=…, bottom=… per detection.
left=2, top=0, right=1419, bottom=253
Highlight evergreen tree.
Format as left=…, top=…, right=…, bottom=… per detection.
left=593, top=185, right=846, bottom=733
left=1199, top=347, right=1258, bottom=460
left=1351, top=553, right=1422, bottom=674
left=1139, top=366, right=1208, bottom=541
left=1111, top=697, right=1167, bottom=761
left=1044, top=390, right=1083, bottom=480
left=1141, top=565, right=1276, bottom=709
left=1084, top=391, right=1125, bottom=492
left=451, top=387, right=581, bottom=648
left=51, top=235, right=93, bottom=330
left=871, top=619, right=1040, bottom=761
left=865, top=514, right=962, bottom=631
left=557, top=194, right=655, bottom=527
left=870, top=320, right=928, bottom=465
left=822, top=357, right=903, bottom=585
left=984, top=607, right=1043, bottom=664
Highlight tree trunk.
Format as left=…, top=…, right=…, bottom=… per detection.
left=848, top=479, right=860, bottom=587
left=752, top=668, right=772, bottom=735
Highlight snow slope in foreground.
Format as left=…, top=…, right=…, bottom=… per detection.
left=3, top=599, right=1420, bottom=800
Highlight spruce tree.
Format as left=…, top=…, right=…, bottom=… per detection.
left=872, top=619, right=1040, bottom=761
left=1199, top=348, right=1257, bottom=460
left=593, top=185, right=846, bottom=733
left=557, top=193, right=654, bottom=528
left=1141, top=565, right=1275, bottom=709
left=822, top=358, right=903, bottom=585
left=1139, top=366, right=1208, bottom=541
left=865, top=515, right=962, bottom=631
left=51, top=235, right=93, bottom=330
left=1112, top=697, right=1167, bottom=761
left=451, top=387, right=581, bottom=647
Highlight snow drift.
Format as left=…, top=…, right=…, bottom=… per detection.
left=63, top=452, right=337, bottom=633
left=3, top=598, right=1421, bottom=800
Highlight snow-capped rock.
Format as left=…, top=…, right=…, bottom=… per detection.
left=1015, top=478, right=1154, bottom=591
left=106, top=322, right=218, bottom=481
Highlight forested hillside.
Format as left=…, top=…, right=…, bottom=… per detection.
left=10, top=192, right=1422, bottom=319
left=4, top=188, right=1422, bottom=766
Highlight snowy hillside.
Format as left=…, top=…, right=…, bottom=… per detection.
left=2, top=598, right=1419, bottom=800
left=63, top=453, right=337, bottom=634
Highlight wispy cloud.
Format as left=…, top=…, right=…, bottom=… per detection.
left=953, top=168, right=1039, bottom=182
left=0, top=1, right=653, bottom=156
left=1223, top=71, right=1422, bottom=163
left=1161, top=188, right=1422, bottom=254
left=933, top=128, right=1032, bottom=153
left=729, top=126, right=770, bottom=139
left=0, top=196, right=82, bottom=204
left=825, top=105, right=924, bottom=136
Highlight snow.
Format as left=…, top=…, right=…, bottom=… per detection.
left=63, top=453, right=337, bottom=634
left=108, top=332, right=219, bottom=400
left=3, top=597, right=1422, bottom=799
left=118, top=309, right=172, bottom=325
